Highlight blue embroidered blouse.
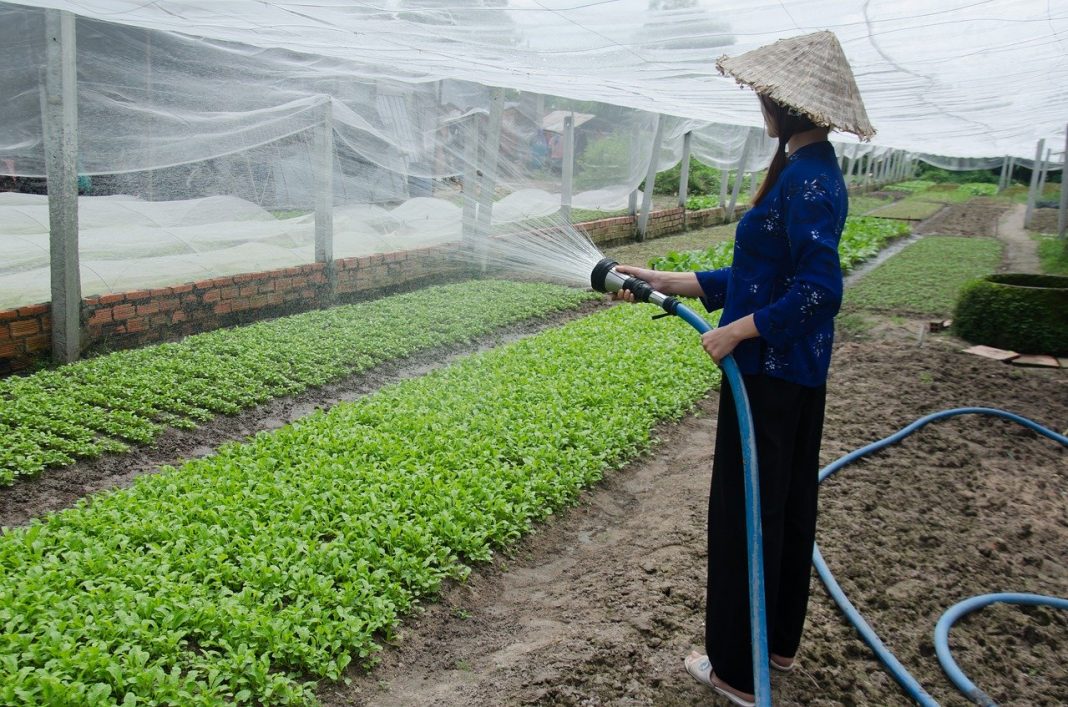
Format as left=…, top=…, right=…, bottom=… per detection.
left=695, top=140, right=847, bottom=387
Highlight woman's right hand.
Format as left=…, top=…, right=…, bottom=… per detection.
left=611, top=264, right=661, bottom=302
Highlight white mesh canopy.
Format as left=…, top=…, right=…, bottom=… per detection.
left=0, top=1, right=1065, bottom=307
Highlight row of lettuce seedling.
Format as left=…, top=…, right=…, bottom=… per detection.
left=0, top=280, right=599, bottom=484
left=0, top=302, right=719, bottom=705
left=649, top=215, right=911, bottom=273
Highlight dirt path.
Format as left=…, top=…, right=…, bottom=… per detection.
left=995, top=203, right=1042, bottom=273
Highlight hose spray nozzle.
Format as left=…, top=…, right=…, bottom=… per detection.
left=590, top=257, right=678, bottom=315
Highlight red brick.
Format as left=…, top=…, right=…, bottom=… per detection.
left=97, top=292, right=126, bottom=305
left=0, top=341, right=22, bottom=358
left=202, top=290, right=222, bottom=303
left=219, top=287, right=238, bottom=300
left=258, top=281, right=276, bottom=293
left=193, top=278, right=216, bottom=290
left=125, top=317, right=147, bottom=333
left=171, top=311, right=188, bottom=323
left=112, top=303, right=136, bottom=321
left=0, top=323, right=9, bottom=341
left=10, top=319, right=39, bottom=338
left=285, top=267, right=301, bottom=276
left=239, top=285, right=257, bottom=297
left=157, top=298, right=180, bottom=312
left=250, top=295, right=268, bottom=309
left=125, top=289, right=152, bottom=301
left=172, top=283, right=194, bottom=294
left=300, top=288, right=316, bottom=299
left=88, top=309, right=112, bottom=326
left=357, top=256, right=372, bottom=267
left=267, top=292, right=284, bottom=306
left=84, top=296, right=101, bottom=306
left=0, top=309, right=17, bottom=323
left=181, top=293, right=200, bottom=305
left=136, top=302, right=160, bottom=316
left=309, top=273, right=327, bottom=285
left=214, top=301, right=233, bottom=315
left=148, top=287, right=173, bottom=298
left=16, top=304, right=49, bottom=317
left=24, top=334, right=50, bottom=353
left=211, top=277, right=234, bottom=287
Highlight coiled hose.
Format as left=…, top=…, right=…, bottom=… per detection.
left=814, top=407, right=1068, bottom=706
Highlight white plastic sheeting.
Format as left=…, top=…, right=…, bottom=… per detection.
left=2, top=0, right=1065, bottom=161
left=0, top=1, right=1065, bottom=308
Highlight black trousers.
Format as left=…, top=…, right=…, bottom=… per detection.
left=705, top=373, right=827, bottom=694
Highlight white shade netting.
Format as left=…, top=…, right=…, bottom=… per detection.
left=0, top=1, right=1065, bottom=307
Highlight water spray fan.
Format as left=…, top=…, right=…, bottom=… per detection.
left=590, top=257, right=774, bottom=707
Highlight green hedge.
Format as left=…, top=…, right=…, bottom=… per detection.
left=953, top=273, right=1068, bottom=354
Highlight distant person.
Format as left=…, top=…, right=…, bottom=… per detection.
left=613, top=31, right=873, bottom=706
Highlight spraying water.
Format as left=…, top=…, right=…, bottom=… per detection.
left=463, top=212, right=609, bottom=289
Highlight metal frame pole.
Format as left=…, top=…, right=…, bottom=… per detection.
left=314, top=100, right=334, bottom=264
left=637, top=115, right=664, bottom=241
left=628, top=130, right=639, bottom=217
left=1025, top=139, right=1045, bottom=229
left=43, top=10, right=81, bottom=363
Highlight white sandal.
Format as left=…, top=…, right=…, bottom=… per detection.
left=684, top=652, right=756, bottom=707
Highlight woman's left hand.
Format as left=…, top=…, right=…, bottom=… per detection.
left=700, top=325, right=742, bottom=365
left=700, top=315, right=759, bottom=364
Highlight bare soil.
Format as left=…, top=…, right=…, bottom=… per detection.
left=913, top=197, right=1011, bottom=238
left=5, top=198, right=1065, bottom=706
left=320, top=332, right=1067, bottom=707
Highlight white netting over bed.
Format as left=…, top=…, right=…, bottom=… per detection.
left=0, top=1, right=1065, bottom=307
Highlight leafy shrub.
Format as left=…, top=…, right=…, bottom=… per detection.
left=959, top=183, right=997, bottom=196
left=685, top=194, right=719, bottom=210
left=887, top=180, right=936, bottom=193
left=648, top=216, right=909, bottom=273
left=574, top=134, right=630, bottom=191
left=953, top=273, right=1068, bottom=354
left=653, top=156, right=724, bottom=196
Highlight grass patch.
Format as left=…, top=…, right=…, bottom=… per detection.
left=843, top=236, right=1002, bottom=317
left=868, top=198, right=945, bottom=221
left=603, top=223, right=736, bottom=267
left=1036, top=234, right=1068, bottom=275
left=849, top=194, right=893, bottom=216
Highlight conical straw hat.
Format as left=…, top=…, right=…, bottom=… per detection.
left=716, top=31, right=875, bottom=140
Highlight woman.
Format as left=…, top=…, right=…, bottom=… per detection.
left=614, top=31, right=874, bottom=706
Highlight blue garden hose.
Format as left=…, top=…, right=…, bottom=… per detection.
left=590, top=259, right=773, bottom=705
left=674, top=301, right=773, bottom=707
left=815, top=407, right=1068, bottom=705
left=591, top=261, right=1066, bottom=705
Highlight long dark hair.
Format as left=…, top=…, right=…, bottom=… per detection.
left=752, top=95, right=819, bottom=206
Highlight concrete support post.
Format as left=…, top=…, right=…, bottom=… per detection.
left=313, top=100, right=334, bottom=268
left=726, top=129, right=754, bottom=222
left=1025, top=138, right=1045, bottom=229
left=637, top=115, right=664, bottom=241
left=43, top=10, right=81, bottom=364
left=314, top=100, right=337, bottom=300
left=461, top=115, right=479, bottom=246
left=628, top=131, right=639, bottom=217
left=719, top=166, right=729, bottom=213
left=997, top=156, right=1008, bottom=192
left=476, top=87, right=505, bottom=270
left=1037, top=147, right=1051, bottom=201
left=748, top=171, right=757, bottom=202
left=678, top=131, right=692, bottom=208
left=1059, top=125, right=1068, bottom=239
left=678, top=131, right=692, bottom=228
left=848, top=145, right=860, bottom=184
left=561, top=113, right=574, bottom=220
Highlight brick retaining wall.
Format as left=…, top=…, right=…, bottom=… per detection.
left=0, top=206, right=736, bottom=374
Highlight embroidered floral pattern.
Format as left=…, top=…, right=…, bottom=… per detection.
left=695, top=141, right=846, bottom=387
